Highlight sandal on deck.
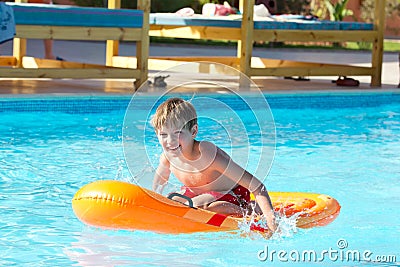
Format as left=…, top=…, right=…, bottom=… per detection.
left=335, top=76, right=360, bottom=87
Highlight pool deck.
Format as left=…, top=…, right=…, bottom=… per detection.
left=0, top=40, right=399, bottom=95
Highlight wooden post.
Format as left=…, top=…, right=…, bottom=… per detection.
left=106, top=0, right=120, bottom=67
left=13, top=0, right=28, bottom=67
left=13, top=38, right=27, bottom=68
left=134, top=0, right=150, bottom=90
left=237, top=0, right=254, bottom=89
left=371, top=0, right=385, bottom=87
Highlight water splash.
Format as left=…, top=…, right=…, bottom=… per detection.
left=114, top=159, right=125, bottom=180
left=238, top=208, right=302, bottom=240
left=123, top=162, right=154, bottom=188
left=270, top=212, right=302, bottom=240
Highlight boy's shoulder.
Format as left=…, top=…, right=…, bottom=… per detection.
left=159, top=152, right=170, bottom=165
left=198, top=140, right=218, bottom=155
left=198, top=141, right=230, bottom=160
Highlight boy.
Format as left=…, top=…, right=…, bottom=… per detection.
left=152, top=97, right=277, bottom=232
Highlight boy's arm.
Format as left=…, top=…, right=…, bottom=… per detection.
left=214, top=149, right=277, bottom=231
left=153, top=153, right=171, bottom=194
left=251, top=184, right=277, bottom=232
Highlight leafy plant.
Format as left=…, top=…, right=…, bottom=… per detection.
left=310, top=0, right=328, bottom=19
left=276, top=0, right=312, bottom=15
left=324, top=0, right=353, bottom=21
left=360, top=0, right=400, bottom=23
left=355, top=41, right=372, bottom=50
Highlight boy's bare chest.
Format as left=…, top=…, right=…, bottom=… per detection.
left=169, top=161, right=218, bottom=187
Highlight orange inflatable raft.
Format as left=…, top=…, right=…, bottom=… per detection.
left=72, top=180, right=340, bottom=234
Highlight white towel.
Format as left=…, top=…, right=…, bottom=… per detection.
left=0, top=2, right=16, bottom=44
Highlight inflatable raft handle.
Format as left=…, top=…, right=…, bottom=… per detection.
left=167, top=193, right=194, bottom=208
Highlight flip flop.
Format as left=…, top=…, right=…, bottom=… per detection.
left=335, top=76, right=360, bottom=87
left=284, top=76, right=310, bottom=81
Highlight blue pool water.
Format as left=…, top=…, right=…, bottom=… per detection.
left=1, top=93, right=399, bottom=266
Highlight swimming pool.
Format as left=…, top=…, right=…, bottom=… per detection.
left=1, top=92, right=399, bottom=266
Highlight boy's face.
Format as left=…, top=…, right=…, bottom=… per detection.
left=157, top=123, right=198, bottom=156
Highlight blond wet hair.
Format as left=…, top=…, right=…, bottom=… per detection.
left=151, top=97, right=197, bottom=132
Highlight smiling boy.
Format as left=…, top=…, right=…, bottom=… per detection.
left=151, top=97, right=277, bottom=231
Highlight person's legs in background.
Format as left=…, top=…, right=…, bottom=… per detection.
left=43, top=39, right=56, bottom=60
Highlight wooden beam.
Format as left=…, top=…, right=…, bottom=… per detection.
left=149, top=56, right=240, bottom=66
left=0, top=68, right=141, bottom=79
left=21, top=57, right=109, bottom=68
left=106, top=0, right=121, bottom=66
left=150, top=27, right=377, bottom=43
left=149, top=25, right=242, bottom=41
left=250, top=57, right=367, bottom=69
left=141, top=55, right=374, bottom=78
left=135, top=0, right=150, bottom=90
left=253, top=29, right=377, bottom=42
left=15, top=25, right=143, bottom=41
left=0, top=56, right=17, bottom=67
left=250, top=66, right=374, bottom=77
left=146, top=58, right=240, bottom=76
left=114, top=57, right=238, bottom=74
left=371, top=0, right=385, bottom=86
left=237, top=0, right=254, bottom=79
left=106, top=41, right=119, bottom=66
left=13, top=38, right=26, bottom=67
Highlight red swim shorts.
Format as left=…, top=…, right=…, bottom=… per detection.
left=181, top=185, right=251, bottom=207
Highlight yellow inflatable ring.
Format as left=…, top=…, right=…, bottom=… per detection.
left=72, top=180, right=340, bottom=234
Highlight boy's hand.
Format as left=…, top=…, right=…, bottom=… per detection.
left=153, top=182, right=166, bottom=194
left=267, top=215, right=278, bottom=232
left=263, top=211, right=278, bottom=232
left=253, top=192, right=277, bottom=232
